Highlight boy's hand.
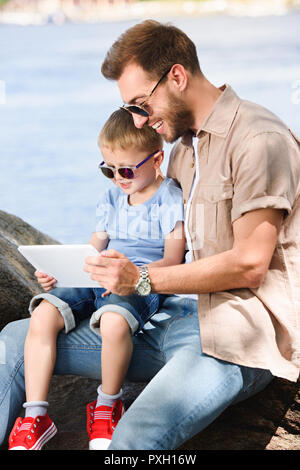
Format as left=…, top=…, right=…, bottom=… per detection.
left=34, top=271, right=56, bottom=292
left=101, top=289, right=111, bottom=298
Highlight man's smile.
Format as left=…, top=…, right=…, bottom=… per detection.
left=151, top=120, right=163, bottom=131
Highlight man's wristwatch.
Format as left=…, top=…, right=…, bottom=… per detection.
left=135, top=265, right=151, bottom=296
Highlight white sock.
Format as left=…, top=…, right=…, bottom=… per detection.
left=96, top=385, right=122, bottom=408
left=23, top=401, right=49, bottom=419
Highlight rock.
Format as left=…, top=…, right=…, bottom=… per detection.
left=43, top=375, right=300, bottom=451
left=0, top=210, right=299, bottom=450
left=45, top=376, right=147, bottom=451
left=42, top=374, right=299, bottom=451
left=0, top=210, right=58, bottom=330
left=179, top=377, right=300, bottom=450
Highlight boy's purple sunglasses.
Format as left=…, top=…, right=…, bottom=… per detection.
left=99, top=150, right=161, bottom=180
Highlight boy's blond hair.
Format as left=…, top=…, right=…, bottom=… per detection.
left=98, top=109, right=163, bottom=153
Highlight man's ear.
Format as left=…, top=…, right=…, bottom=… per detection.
left=169, top=64, right=188, bottom=92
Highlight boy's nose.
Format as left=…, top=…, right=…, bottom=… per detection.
left=114, top=171, right=122, bottom=181
left=114, top=171, right=126, bottom=182
left=132, top=113, right=149, bottom=129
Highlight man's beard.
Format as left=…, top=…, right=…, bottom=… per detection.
left=163, top=89, right=194, bottom=143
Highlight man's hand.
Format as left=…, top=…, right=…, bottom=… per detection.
left=84, top=249, right=140, bottom=296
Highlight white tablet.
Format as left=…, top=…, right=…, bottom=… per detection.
left=18, top=244, right=101, bottom=288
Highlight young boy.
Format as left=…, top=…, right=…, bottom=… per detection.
left=8, top=109, right=186, bottom=451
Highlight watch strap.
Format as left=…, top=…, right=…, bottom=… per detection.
left=135, top=265, right=151, bottom=295
left=139, top=265, right=150, bottom=281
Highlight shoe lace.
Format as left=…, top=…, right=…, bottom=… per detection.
left=11, top=417, right=40, bottom=443
left=88, top=402, right=120, bottom=433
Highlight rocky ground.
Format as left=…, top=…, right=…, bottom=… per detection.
left=0, top=210, right=299, bottom=450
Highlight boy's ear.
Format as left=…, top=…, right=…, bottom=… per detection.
left=153, top=150, right=164, bottom=169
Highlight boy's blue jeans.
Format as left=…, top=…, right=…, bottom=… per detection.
left=29, top=287, right=165, bottom=335
left=0, top=295, right=273, bottom=450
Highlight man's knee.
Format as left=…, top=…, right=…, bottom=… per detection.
left=0, top=318, right=30, bottom=364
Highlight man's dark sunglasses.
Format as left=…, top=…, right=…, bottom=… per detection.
left=99, top=150, right=161, bottom=180
left=121, top=66, right=172, bottom=118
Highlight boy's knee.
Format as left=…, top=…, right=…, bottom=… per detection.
left=100, top=312, right=131, bottom=340
left=30, top=300, right=63, bottom=333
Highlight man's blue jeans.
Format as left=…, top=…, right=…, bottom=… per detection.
left=0, top=295, right=273, bottom=450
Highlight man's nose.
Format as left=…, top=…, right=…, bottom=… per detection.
left=132, top=113, right=149, bottom=129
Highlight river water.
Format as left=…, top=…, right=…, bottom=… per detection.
left=0, top=11, right=299, bottom=243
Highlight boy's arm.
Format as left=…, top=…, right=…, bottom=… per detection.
left=89, top=231, right=111, bottom=296
left=89, top=231, right=109, bottom=253
left=148, top=221, right=186, bottom=268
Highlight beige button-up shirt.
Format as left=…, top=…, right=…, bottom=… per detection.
left=167, top=84, right=300, bottom=382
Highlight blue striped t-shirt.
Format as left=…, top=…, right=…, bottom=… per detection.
left=95, top=177, right=184, bottom=266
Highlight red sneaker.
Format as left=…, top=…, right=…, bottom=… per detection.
left=87, top=399, right=125, bottom=450
left=8, top=415, right=57, bottom=450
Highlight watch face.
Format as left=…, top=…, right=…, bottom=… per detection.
left=138, top=280, right=151, bottom=296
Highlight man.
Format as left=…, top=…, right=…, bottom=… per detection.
left=0, top=20, right=299, bottom=450
left=83, top=20, right=300, bottom=447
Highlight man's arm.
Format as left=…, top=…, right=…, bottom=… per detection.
left=148, top=208, right=284, bottom=294
left=84, top=208, right=284, bottom=296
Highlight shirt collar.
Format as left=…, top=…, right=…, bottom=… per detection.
left=181, top=84, right=241, bottom=147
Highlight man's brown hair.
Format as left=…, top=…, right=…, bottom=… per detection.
left=101, top=19, right=201, bottom=81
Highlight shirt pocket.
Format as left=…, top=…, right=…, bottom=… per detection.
left=191, top=184, right=234, bottom=254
